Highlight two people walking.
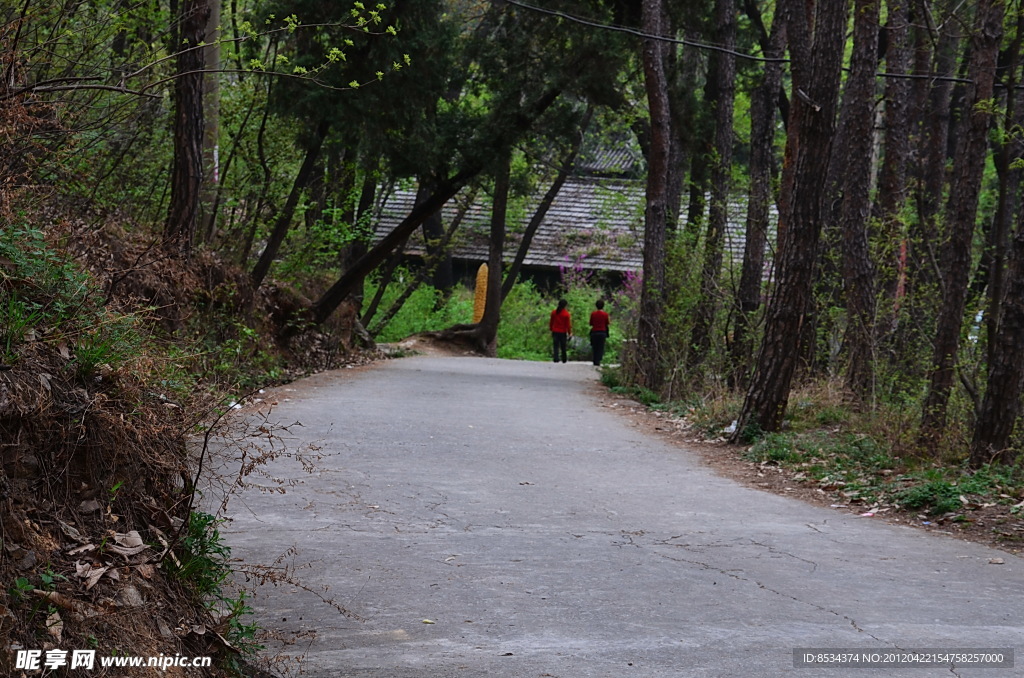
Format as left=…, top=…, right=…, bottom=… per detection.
left=549, top=299, right=610, bottom=366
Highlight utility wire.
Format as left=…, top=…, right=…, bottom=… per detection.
left=501, top=0, right=787, bottom=64
left=500, top=0, right=986, bottom=88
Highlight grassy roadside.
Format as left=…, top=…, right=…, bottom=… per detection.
left=599, top=368, right=1024, bottom=553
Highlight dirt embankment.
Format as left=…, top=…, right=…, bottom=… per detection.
left=1, top=219, right=375, bottom=676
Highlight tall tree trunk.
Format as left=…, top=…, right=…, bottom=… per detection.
left=199, top=0, right=221, bottom=244
left=886, top=2, right=959, bottom=379
left=732, top=8, right=787, bottom=388
left=665, top=26, right=700, bottom=234
left=970, top=223, right=1024, bottom=467
left=164, top=0, right=210, bottom=258
left=910, top=18, right=960, bottom=301
left=478, top=153, right=511, bottom=356
left=742, top=0, right=791, bottom=129
left=731, top=0, right=849, bottom=440
left=985, top=10, right=1024, bottom=368
left=919, top=0, right=1005, bottom=448
left=250, top=119, right=330, bottom=288
left=872, top=0, right=913, bottom=325
left=840, top=0, right=881, bottom=399
left=689, top=0, right=736, bottom=369
left=634, top=0, right=672, bottom=391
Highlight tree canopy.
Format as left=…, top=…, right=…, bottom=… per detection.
left=7, top=0, right=1024, bottom=465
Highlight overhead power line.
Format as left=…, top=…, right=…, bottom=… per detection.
left=500, top=0, right=787, bottom=64
left=500, top=0, right=985, bottom=89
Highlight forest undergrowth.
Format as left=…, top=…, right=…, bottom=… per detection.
left=600, top=369, right=1024, bottom=554
left=0, top=213, right=374, bottom=677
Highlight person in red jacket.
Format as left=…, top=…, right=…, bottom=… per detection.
left=588, top=299, right=610, bottom=366
left=549, top=299, right=572, bottom=363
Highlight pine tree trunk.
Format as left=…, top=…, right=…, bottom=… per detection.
left=910, top=24, right=960, bottom=299
left=919, top=0, right=1005, bottom=448
left=635, top=0, right=672, bottom=391
left=985, top=11, right=1024, bottom=368
left=689, top=0, right=736, bottom=369
left=732, top=9, right=786, bottom=388
left=731, top=0, right=849, bottom=439
left=164, top=0, right=210, bottom=258
left=199, top=0, right=220, bottom=244
left=886, top=5, right=959, bottom=379
left=970, top=225, right=1024, bottom=466
left=872, top=0, right=912, bottom=316
left=840, top=0, right=880, bottom=399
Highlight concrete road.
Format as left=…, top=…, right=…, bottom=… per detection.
left=221, top=357, right=1022, bottom=677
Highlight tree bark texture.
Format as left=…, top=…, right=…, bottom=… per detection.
left=479, top=152, right=511, bottom=356
left=164, top=0, right=210, bottom=258
left=885, top=3, right=959, bottom=378
left=910, top=20, right=960, bottom=301
left=919, top=0, right=1005, bottom=447
left=840, top=0, right=881, bottom=399
left=970, top=224, right=1024, bottom=467
left=665, top=26, right=701, bottom=234
left=689, top=0, right=736, bottom=369
left=635, top=0, right=672, bottom=391
left=985, top=10, right=1024, bottom=368
left=731, top=0, right=850, bottom=439
left=872, top=0, right=912, bottom=312
left=742, top=0, right=791, bottom=128
left=199, top=0, right=220, bottom=244
left=732, top=7, right=786, bottom=388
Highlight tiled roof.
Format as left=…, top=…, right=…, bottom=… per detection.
left=373, top=177, right=774, bottom=274
left=576, top=146, right=643, bottom=178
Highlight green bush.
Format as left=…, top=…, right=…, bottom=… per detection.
left=367, top=273, right=474, bottom=343
left=165, top=511, right=231, bottom=597
left=0, top=295, right=42, bottom=362
left=746, top=432, right=802, bottom=464
left=599, top=366, right=622, bottom=389
left=895, top=479, right=963, bottom=515
left=497, top=281, right=550, bottom=360
left=0, top=226, right=146, bottom=378
left=164, top=511, right=263, bottom=670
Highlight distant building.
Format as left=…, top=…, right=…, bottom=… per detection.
left=372, top=147, right=774, bottom=289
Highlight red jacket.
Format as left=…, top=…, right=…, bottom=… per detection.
left=589, top=309, right=610, bottom=332
left=550, top=308, right=572, bottom=334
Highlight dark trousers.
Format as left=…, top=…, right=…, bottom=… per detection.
left=590, top=331, right=608, bottom=365
left=552, top=332, right=568, bottom=363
